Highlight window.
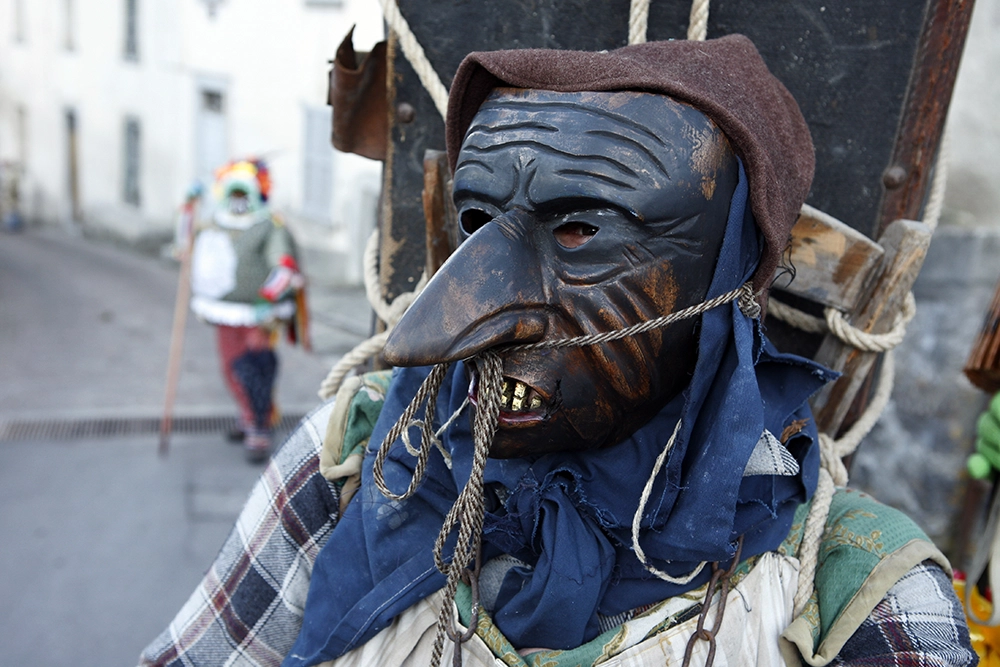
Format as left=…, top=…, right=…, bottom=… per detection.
left=124, top=0, right=138, bottom=61
left=302, top=106, right=334, bottom=220
left=194, top=83, right=228, bottom=187
left=202, top=90, right=224, bottom=113
left=13, top=0, right=25, bottom=43
left=123, top=117, right=141, bottom=206
left=63, top=0, right=75, bottom=50
left=200, top=0, right=224, bottom=17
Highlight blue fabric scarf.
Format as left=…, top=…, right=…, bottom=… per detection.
left=284, top=164, right=836, bottom=666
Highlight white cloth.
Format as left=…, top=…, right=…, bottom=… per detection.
left=190, top=296, right=295, bottom=327
left=190, top=227, right=237, bottom=299
left=321, top=551, right=799, bottom=667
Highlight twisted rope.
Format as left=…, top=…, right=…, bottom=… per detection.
left=687, top=0, right=710, bottom=41
left=372, top=362, right=449, bottom=501
left=628, top=0, right=650, bottom=44
left=824, top=292, right=916, bottom=353
left=427, top=353, right=500, bottom=667
left=318, top=332, right=389, bottom=400
left=631, top=0, right=709, bottom=44
left=923, top=131, right=950, bottom=234
left=378, top=0, right=449, bottom=120
left=372, top=280, right=757, bottom=667
left=767, top=298, right=826, bottom=334
left=631, top=418, right=709, bottom=584
left=793, top=350, right=895, bottom=615
left=771, top=139, right=946, bottom=617
left=514, top=283, right=758, bottom=352
left=370, top=353, right=498, bottom=667
left=779, top=146, right=944, bottom=618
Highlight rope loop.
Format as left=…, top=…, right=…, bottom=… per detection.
left=768, top=291, right=916, bottom=355
left=824, top=292, right=916, bottom=353
left=631, top=417, right=710, bottom=585
left=794, top=349, right=895, bottom=613
left=766, top=298, right=826, bottom=334
left=427, top=351, right=501, bottom=667
left=372, top=362, right=450, bottom=501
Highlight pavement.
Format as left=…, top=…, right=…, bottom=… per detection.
left=0, top=226, right=370, bottom=666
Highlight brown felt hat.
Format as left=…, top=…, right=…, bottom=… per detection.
left=445, top=35, right=814, bottom=300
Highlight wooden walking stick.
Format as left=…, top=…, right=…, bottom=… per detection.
left=159, top=191, right=201, bottom=455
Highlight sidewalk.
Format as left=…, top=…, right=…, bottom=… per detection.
left=0, top=227, right=372, bottom=666
left=0, top=226, right=370, bottom=419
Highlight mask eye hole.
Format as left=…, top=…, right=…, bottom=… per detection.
left=460, top=208, right=492, bottom=235
left=553, top=222, right=599, bottom=249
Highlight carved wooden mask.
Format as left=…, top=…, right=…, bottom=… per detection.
left=384, top=89, right=740, bottom=457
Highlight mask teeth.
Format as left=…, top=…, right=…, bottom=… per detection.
left=500, top=379, right=542, bottom=412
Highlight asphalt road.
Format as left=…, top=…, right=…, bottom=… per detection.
left=0, top=227, right=369, bottom=666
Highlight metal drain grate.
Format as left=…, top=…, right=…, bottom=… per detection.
left=0, top=414, right=306, bottom=441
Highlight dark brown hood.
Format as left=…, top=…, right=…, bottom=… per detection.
left=445, top=35, right=814, bottom=298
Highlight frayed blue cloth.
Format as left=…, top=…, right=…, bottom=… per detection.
left=284, top=163, right=836, bottom=666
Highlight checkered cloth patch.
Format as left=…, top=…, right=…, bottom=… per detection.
left=138, top=401, right=339, bottom=667
left=833, top=560, right=977, bottom=666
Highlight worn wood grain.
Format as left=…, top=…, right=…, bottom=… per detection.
left=774, top=206, right=884, bottom=313
left=876, top=0, right=975, bottom=236
left=422, top=149, right=459, bottom=277
left=810, top=219, right=933, bottom=434
left=964, top=276, right=1000, bottom=394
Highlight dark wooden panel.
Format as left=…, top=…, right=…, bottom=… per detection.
left=383, top=0, right=967, bottom=297
left=705, top=2, right=928, bottom=238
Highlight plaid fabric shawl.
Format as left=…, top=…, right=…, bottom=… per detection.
left=137, top=403, right=976, bottom=667
left=138, top=402, right=340, bottom=667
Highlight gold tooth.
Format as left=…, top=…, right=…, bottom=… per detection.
left=530, top=396, right=542, bottom=409
left=511, top=395, right=524, bottom=411
left=513, top=382, right=527, bottom=398
left=502, top=380, right=511, bottom=394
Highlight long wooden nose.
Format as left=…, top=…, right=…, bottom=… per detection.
left=383, top=210, right=548, bottom=366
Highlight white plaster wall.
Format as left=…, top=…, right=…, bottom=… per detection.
left=0, top=0, right=383, bottom=282
left=942, top=0, right=1000, bottom=228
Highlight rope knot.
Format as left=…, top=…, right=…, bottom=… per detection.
left=738, top=283, right=762, bottom=320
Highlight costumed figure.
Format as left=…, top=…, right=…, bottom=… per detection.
left=188, top=159, right=304, bottom=462
left=139, top=38, right=976, bottom=666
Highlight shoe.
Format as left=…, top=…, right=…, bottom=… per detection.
left=226, top=426, right=246, bottom=443
left=244, top=431, right=272, bottom=464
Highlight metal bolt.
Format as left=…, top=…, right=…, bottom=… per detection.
left=882, top=165, right=908, bottom=189
left=396, top=103, right=416, bottom=124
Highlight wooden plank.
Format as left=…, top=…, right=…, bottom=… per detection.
left=877, top=0, right=975, bottom=235
left=380, top=32, right=429, bottom=302
left=810, top=219, right=933, bottom=435
left=964, top=275, right=1000, bottom=394
left=773, top=205, right=884, bottom=313
left=422, top=149, right=459, bottom=277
